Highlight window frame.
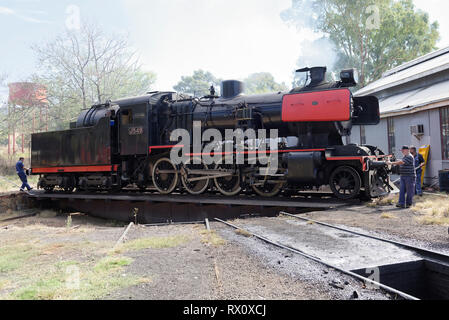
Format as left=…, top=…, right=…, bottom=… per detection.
left=387, top=117, right=396, bottom=156
left=441, top=106, right=449, bottom=160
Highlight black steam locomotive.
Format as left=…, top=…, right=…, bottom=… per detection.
left=31, top=67, right=393, bottom=200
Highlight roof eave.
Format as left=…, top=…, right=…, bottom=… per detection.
left=380, top=98, right=449, bottom=118
left=355, top=63, right=449, bottom=97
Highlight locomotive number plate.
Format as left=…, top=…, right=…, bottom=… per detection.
left=128, top=126, right=144, bottom=135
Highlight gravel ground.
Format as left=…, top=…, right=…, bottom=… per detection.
left=298, top=204, right=449, bottom=254
left=213, top=220, right=392, bottom=300
left=110, top=224, right=340, bottom=300
left=4, top=194, right=447, bottom=300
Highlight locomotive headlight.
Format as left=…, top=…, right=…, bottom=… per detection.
left=340, top=69, right=359, bottom=87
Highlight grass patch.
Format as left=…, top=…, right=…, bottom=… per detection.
left=367, top=195, right=398, bottom=207
left=94, top=256, right=133, bottom=272
left=0, top=245, right=36, bottom=273
left=9, top=256, right=139, bottom=300
left=235, top=228, right=252, bottom=238
left=412, top=195, right=449, bottom=226
left=14, top=277, right=65, bottom=300
left=0, top=222, right=143, bottom=300
left=0, top=279, right=10, bottom=290
left=200, top=230, right=226, bottom=247
left=380, top=213, right=396, bottom=219
left=115, top=235, right=189, bottom=253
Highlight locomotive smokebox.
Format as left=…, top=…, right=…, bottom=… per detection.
left=221, top=80, right=244, bottom=99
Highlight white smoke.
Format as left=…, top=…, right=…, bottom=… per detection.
left=281, top=0, right=339, bottom=86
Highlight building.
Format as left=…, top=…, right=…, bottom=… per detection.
left=351, top=47, right=449, bottom=186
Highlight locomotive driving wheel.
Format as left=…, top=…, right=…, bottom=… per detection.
left=152, top=158, right=179, bottom=194
left=252, top=179, right=285, bottom=198
left=181, top=158, right=210, bottom=195
left=213, top=163, right=241, bottom=196
left=329, top=166, right=361, bottom=200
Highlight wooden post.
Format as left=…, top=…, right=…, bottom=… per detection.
left=7, top=104, right=10, bottom=155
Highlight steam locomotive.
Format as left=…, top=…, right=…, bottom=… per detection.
left=31, top=66, right=393, bottom=200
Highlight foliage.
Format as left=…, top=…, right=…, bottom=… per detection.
left=282, top=0, right=440, bottom=86
left=0, top=23, right=156, bottom=164
left=243, top=72, right=288, bottom=94
left=173, top=70, right=221, bottom=97
left=31, top=22, right=156, bottom=130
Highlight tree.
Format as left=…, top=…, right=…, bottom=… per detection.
left=173, top=70, right=221, bottom=97
left=0, top=73, right=8, bottom=146
left=282, top=0, right=440, bottom=86
left=31, top=22, right=156, bottom=129
left=244, top=73, right=288, bottom=94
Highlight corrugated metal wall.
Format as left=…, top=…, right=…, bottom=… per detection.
left=351, top=107, right=446, bottom=186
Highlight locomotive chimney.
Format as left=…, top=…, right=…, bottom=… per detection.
left=309, top=67, right=327, bottom=85
left=221, top=80, right=244, bottom=99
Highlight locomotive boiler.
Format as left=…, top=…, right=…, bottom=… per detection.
left=31, top=66, right=393, bottom=200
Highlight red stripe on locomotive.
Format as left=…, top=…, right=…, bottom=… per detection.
left=32, top=165, right=118, bottom=174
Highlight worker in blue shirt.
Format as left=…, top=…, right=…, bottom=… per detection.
left=387, top=146, right=416, bottom=208
left=16, top=157, right=33, bottom=192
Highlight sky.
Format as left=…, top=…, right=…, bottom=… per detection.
left=1, top=0, right=449, bottom=103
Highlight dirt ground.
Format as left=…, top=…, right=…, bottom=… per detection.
left=0, top=210, right=339, bottom=300
left=1, top=192, right=448, bottom=300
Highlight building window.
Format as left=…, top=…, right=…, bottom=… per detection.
left=441, top=107, right=449, bottom=160
left=360, top=125, right=366, bottom=145
left=387, top=117, right=396, bottom=156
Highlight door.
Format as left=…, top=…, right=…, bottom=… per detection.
left=119, top=104, right=148, bottom=155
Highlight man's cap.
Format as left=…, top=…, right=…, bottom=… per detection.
left=401, top=145, right=410, bottom=150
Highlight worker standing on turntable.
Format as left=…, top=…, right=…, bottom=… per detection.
left=16, top=157, right=33, bottom=192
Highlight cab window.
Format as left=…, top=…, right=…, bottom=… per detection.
left=121, top=109, right=133, bottom=125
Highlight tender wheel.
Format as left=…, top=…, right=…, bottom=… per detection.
left=152, top=158, right=179, bottom=194
left=62, top=176, right=76, bottom=193
left=252, top=180, right=285, bottom=197
left=213, top=163, right=241, bottom=196
left=43, top=186, right=55, bottom=193
left=181, top=158, right=210, bottom=195
left=63, top=186, right=75, bottom=193
left=329, top=166, right=361, bottom=200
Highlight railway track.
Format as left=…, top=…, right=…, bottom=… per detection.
left=214, top=217, right=419, bottom=300
left=280, top=211, right=449, bottom=265
left=214, top=212, right=449, bottom=300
